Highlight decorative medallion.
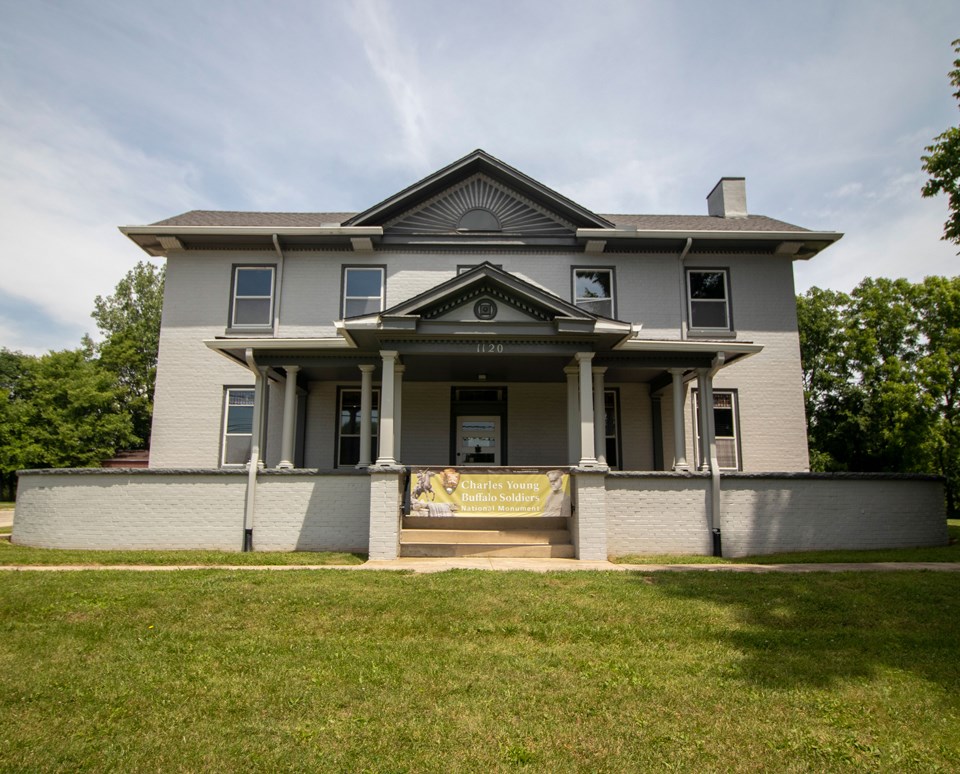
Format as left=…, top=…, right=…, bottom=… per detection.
left=474, top=299, right=498, bottom=320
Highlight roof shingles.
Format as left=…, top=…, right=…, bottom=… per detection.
left=152, top=210, right=811, bottom=233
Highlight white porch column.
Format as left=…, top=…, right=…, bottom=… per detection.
left=375, top=350, right=398, bottom=466
left=358, top=364, right=375, bottom=468
left=670, top=368, right=691, bottom=471
left=393, top=364, right=405, bottom=464
left=576, top=352, right=598, bottom=467
left=697, top=368, right=711, bottom=471
left=592, top=367, right=607, bottom=467
left=277, top=365, right=300, bottom=468
left=564, top=366, right=579, bottom=465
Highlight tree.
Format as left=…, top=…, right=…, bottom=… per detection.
left=921, top=38, right=960, bottom=248
left=797, top=277, right=960, bottom=514
left=0, top=350, right=134, bottom=483
left=88, top=261, right=165, bottom=447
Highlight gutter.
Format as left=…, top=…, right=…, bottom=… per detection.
left=677, top=237, right=693, bottom=340
left=242, top=348, right=265, bottom=552
left=272, top=234, right=285, bottom=337
left=707, top=352, right=725, bottom=557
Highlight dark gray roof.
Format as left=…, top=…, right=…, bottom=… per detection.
left=153, top=209, right=811, bottom=233
left=151, top=211, right=356, bottom=227
left=604, top=214, right=810, bottom=233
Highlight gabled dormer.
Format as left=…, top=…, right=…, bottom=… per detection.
left=344, top=149, right=613, bottom=247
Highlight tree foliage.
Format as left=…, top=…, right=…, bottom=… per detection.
left=0, top=262, right=163, bottom=500
left=921, top=38, right=960, bottom=248
left=798, top=277, right=960, bottom=514
left=88, top=261, right=165, bottom=447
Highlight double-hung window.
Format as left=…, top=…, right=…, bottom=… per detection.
left=337, top=387, right=380, bottom=466
left=231, top=266, right=275, bottom=328
left=693, top=389, right=741, bottom=470
left=687, top=269, right=731, bottom=331
left=573, top=268, right=615, bottom=317
left=221, top=388, right=256, bottom=466
left=342, top=267, right=385, bottom=318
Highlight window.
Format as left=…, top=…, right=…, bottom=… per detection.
left=231, top=266, right=275, bottom=328
left=687, top=270, right=731, bottom=330
left=342, top=267, right=385, bottom=318
left=221, top=388, right=255, bottom=466
left=693, top=389, right=741, bottom=470
left=336, top=387, right=379, bottom=466
left=573, top=268, right=615, bottom=317
left=604, top=389, right=621, bottom=469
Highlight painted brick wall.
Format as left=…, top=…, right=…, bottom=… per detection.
left=572, top=471, right=608, bottom=560
left=606, top=474, right=713, bottom=555
left=14, top=471, right=248, bottom=550
left=720, top=475, right=948, bottom=557
left=604, top=473, right=946, bottom=558
left=250, top=473, right=369, bottom=552
left=154, top=247, right=811, bottom=474
left=14, top=470, right=370, bottom=553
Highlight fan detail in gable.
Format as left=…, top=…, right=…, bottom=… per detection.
left=386, top=175, right=574, bottom=235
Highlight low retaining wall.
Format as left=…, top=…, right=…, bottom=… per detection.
left=14, top=469, right=369, bottom=552
left=606, top=472, right=947, bottom=558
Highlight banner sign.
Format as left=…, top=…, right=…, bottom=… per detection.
left=409, top=468, right=571, bottom=518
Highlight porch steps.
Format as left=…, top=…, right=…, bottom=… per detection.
left=400, top=516, right=574, bottom=558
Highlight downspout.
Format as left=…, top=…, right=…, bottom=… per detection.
left=242, top=348, right=265, bottom=552
left=677, top=237, right=693, bottom=340
left=272, top=234, right=285, bottom=337
left=708, top=352, right=725, bottom=557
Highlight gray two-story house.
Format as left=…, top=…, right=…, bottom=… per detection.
left=14, top=150, right=947, bottom=559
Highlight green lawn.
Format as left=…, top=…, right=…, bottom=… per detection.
left=0, top=570, right=957, bottom=771
left=0, top=501, right=13, bottom=511
left=0, top=540, right=364, bottom=566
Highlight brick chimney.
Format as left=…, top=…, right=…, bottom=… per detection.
left=707, top=177, right=747, bottom=218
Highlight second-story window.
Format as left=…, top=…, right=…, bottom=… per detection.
left=342, top=267, right=385, bottom=318
left=231, top=266, right=275, bottom=328
left=687, top=269, right=731, bottom=330
left=573, top=268, right=615, bottom=317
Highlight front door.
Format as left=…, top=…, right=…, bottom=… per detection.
left=456, top=416, right=501, bottom=465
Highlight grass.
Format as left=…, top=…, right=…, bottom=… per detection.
left=0, top=541, right=365, bottom=566
left=0, top=570, right=957, bottom=771
left=613, top=519, right=960, bottom=565
left=0, top=501, right=14, bottom=511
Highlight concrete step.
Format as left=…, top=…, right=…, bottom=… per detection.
left=400, top=543, right=576, bottom=559
left=403, top=516, right=568, bottom=531
left=401, top=529, right=571, bottom=545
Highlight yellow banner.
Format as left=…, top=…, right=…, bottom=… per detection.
left=409, top=468, right=571, bottom=518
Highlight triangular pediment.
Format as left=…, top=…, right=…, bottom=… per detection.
left=386, top=173, right=573, bottom=236
left=381, top=263, right=595, bottom=324
left=343, top=149, right=614, bottom=231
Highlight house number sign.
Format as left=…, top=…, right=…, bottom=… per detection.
left=475, top=342, right=505, bottom=353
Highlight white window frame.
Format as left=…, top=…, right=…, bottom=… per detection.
left=692, top=389, right=741, bottom=471
left=342, top=267, right=385, bottom=319
left=230, top=265, right=276, bottom=329
left=686, top=269, right=731, bottom=331
left=221, top=387, right=256, bottom=467
left=573, top=267, right=616, bottom=318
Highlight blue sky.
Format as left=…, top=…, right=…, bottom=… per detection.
left=1, top=0, right=958, bottom=354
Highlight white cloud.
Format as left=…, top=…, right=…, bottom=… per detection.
left=0, top=93, right=204, bottom=347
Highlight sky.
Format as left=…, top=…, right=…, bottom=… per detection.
left=1, top=0, right=958, bottom=354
